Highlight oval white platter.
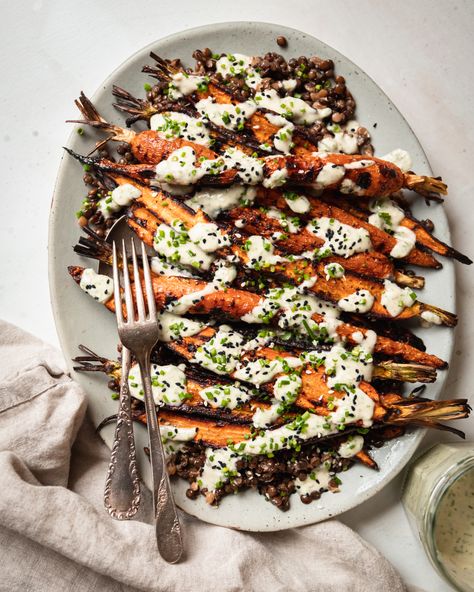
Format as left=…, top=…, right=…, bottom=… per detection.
left=49, top=21, right=455, bottom=531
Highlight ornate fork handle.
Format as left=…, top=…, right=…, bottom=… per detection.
left=104, top=346, right=141, bottom=519
left=137, top=353, right=184, bottom=564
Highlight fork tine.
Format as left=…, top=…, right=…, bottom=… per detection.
left=130, top=239, right=146, bottom=321
left=112, top=242, right=123, bottom=325
left=141, top=242, right=156, bottom=320
left=121, top=239, right=135, bottom=323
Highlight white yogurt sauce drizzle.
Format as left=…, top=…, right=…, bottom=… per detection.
left=157, top=312, right=203, bottom=341
left=254, top=89, right=332, bottom=124
left=380, top=279, right=417, bottom=317
left=187, top=186, right=256, bottom=219
left=266, top=207, right=302, bottom=233
left=317, top=120, right=361, bottom=154
left=188, top=222, right=231, bottom=252
left=338, top=434, right=365, bottom=458
left=242, top=235, right=285, bottom=269
left=324, top=262, right=345, bottom=280
left=167, top=72, right=206, bottom=100
left=252, top=372, right=302, bottom=427
left=79, top=269, right=113, bottom=303
left=263, top=167, right=288, bottom=188
left=284, top=191, right=311, bottom=213
left=381, top=148, right=412, bottom=173
left=150, top=256, right=197, bottom=278
left=195, top=97, right=257, bottom=131
left=222, top=148, right=264, bottom=184
left=368, top=198, right=416, bottom=258
left=98, top=183, right=142, bottom=219
left=313, top=163, right=346, bottom=189
left=160, top=425, right=197, bottom=455
left=265, top=113, right=295, bottom=154
left=338, top=289, right=375, bottom=313
left=150, top=112, right=211, bottom=147
left=167, top=261, right=237, bottom=315
left=215, top=53, right=253, bottom=77
left=199, top=382, right=253, bottom=410
left=128, top=363, right=189, bottom=406
left=294, top=462, right=334, bottom=496
left=306, top=216, right=372, bottom=257
left=153, top=219, right=215, bottom=271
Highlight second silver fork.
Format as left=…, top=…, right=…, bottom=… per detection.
left=112, top=238, right=184, bottom=564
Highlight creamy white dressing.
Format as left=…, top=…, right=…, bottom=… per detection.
left=157, top=312, right=203, bottom=341
left=241, top=284, right=343, bottom=343
left=263, top=168, right=288, bottom=188
left=281, top=78, right=297, bottom=92
left=150, top=256, right=196, bottom=278
left=338, top=434, right=364, bottom=458
left=390, top=226, right=417, bottom=258
left=98, top=183, right=142, bottom=219
left=193, top=326, right=245, bottom=375
left=214, top=53, right=263, bottom=90
left=317, top=120, right=360, bottom=154
left=324, top=262, right=345, bottom=281
left=195, top=96, right=256, bottom=131
left=243, top=235, right=284, bottom=269
left=199, top=447, right=240, bottom=491
left=188, top=222, right=230, bottom=252
left=150, top=112, right=211, bottom=147
left=340, top=178, right=364, bottom=195
left=167, top=72, right=206, bottom=100
left=265, top=113, right=295, bottom=153
left=266, top=207, right=302, bottom=233
left=160, top=425, right=197, bottom=455
left=321, top=343, right=374, bottom=388
left=306, top=216, right=372, bottom=257
left=254, top=89, right=332, bottom=124
left=284, top=192, right=311, bottom=213
left=199, top=382, right=253, bottom=409
left=128, top=363, right=189, bottom=406
left=155, top=146, right=206, bottom=185
left=222, top=147, right=264, bottom=184
left=273, top=373, right=302, bottom=403
left=215, top=53, right=252, bottom=77
left=153, top=220, right=215, bottom=271
left=187, top=186, right=256, bottom=219
left=252, top=404, right=282, bottom=428
left=381, top=148, right=412, bottom=173
left=295, top=462, right=333, bottom=496
left=420, top=310, right=443, bottom=326
left=368, top=198, right=416, bottom=259
left=338, top=289, right=375, bottom=313
left=233, top=356, right=302, bottom=385
left=79, top=269, right=113, bottom=303
left=167, top=261, right=237, bottom=315
left=380, top=280, right=417, bottom=317
left=344, top=159, right=375, bottom=170
left=313, top=163, right=345, bottom=189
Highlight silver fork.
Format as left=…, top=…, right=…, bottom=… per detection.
left=103, top=344, right=141, bottom=520
left=112, top=238, right=184, bottom=564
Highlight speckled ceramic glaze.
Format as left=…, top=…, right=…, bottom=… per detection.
left=49, top=22, right=455, bottom=531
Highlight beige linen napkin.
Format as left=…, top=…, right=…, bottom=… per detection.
left=0, top=319, right=406, bottom=592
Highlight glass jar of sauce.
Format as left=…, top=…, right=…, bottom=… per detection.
left=402, top=442, right=474, bottom=592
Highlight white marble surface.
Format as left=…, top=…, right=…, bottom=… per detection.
left=1, top=1, right=473, bottom=590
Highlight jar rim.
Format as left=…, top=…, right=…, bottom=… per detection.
left=422, top=455, right=474, bottom=591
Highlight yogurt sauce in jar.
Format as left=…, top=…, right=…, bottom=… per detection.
left=433, top=468, right=474, bottom=591
left=402, top=443, right=474, bottom=592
